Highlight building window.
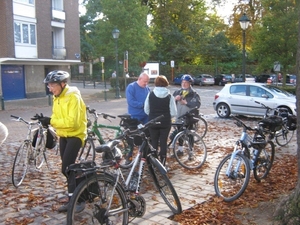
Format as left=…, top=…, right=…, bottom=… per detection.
left=14, top=21, right=36, bottom=45
left=14, top=0, right=35, bottom=5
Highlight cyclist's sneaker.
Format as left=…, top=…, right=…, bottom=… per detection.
left=58, top=203, right=69, bottom=213
left=75, top=202, right=86, bottom=213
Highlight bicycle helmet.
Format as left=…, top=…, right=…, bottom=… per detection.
left=44, top=70, right=70, bottom=83
left=181, top=74, right=194, bottom=83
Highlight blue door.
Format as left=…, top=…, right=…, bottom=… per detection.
left=1, top=65, right=26, bottom=100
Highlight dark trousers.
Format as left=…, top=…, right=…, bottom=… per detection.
left=59, top=137, right=82, bottom=194
left=149, top=124, right=171, bottom=163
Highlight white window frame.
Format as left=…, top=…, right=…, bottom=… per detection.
left=14, top=21, right=36, bottom=45
left=14, top=0, right=35, bottom=5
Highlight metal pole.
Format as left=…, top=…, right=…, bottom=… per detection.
left=115, top=39, right=121, bottom=98
left=1, top=96, right=4, bottom=110
left=102, top=61, right=107, bottom=101
left=242, top=29, right=246, bottom=82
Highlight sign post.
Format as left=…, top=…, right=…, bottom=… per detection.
left=100, top=56, right=107, bottom=101
left=170, top=60, right=174, bottom=81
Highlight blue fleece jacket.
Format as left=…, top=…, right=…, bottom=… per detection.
left=126, top=81, right=150, bottom=124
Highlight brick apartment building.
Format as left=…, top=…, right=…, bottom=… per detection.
left=0, top=0, right=81, bottom=100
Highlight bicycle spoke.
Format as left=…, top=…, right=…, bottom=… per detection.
left=12, top=142, right=30, bottom=187
left=173, top=132, right=207, bottom=169
left=214, top=153, right=250, bottom=202
left=253, top=141, right=275, bottom=181
left=67, top=174, right=128, bottom=225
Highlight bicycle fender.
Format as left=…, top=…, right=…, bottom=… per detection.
left=169, top=131, right=183, bottom=149
left=148, top=155, right=167, bottom=175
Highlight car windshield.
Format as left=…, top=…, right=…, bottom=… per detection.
left=203, top=75, right=212, bottom=78
left=262, top=85, right=294, bottom=97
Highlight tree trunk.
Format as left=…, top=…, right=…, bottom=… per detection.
left=273, top=2, right=300, bottom=224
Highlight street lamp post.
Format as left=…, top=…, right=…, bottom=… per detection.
left=112, top=28, right=121, bottom=98
left=239, top=13, right=250, bottom=82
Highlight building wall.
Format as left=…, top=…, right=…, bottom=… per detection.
left=0, top=1, right=14, bottom=58
left=0, top=0, right=80, bottom=100
left=65, top=0, right=81, bottom=60
left=24, top=65, right=46, bottom=98
left=36, top=0, right=52, bottom=59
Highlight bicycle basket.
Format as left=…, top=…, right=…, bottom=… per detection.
left=120, top=118, right=140, bottom=130
left=66, top=161, right=99, bottom=202
left=287, top=115, right=297, bottom=131
left=259, top=115, right=283, bottom=132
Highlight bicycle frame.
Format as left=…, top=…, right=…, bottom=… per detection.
left=90, top=123, right=123, bottom=145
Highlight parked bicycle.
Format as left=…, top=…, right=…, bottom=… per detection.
left=255, top=100, right=297, bottom=146
left=214, top=116, right=275, bottom=202
left=66, top=115, right=182, bottom=224
left=11, top=114, right=57, bottom=187
left=77, top=107, right=140, bottom=168
left=168, top=108, right=207, bottom=169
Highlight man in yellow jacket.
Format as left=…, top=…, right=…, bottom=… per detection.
left=41, top=70, right=87, bottom=213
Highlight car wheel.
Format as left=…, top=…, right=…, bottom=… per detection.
left=216, top=103, right=230, bottom=118
left=218, top=81, right=222, bottom=86
left=199, top=82, right=203, bottom=86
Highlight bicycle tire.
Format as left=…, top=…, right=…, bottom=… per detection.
left=77, top=137, right=96, bottom=162
left=253, top=141, right=275, bottom=182
left=35, top=130, right=46, bottom=169
left=275, top=125, right=294, bottom=147
left=173, top=131, right=207, bottom=169
left=67, top=173, right=128, bottom=225
left=147, top=155, right=182, bottom=214
left=214, top=152, right=251, bottom=202
left=12, top=141, right=30, bottom=187
left=194, top=116, right=208, bottom=138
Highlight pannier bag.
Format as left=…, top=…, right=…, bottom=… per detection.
left=287, top=115, right=297, bottom=131
left=186, top=108, right=200, bottom=126
left=120, top=117, right=140, bottom=130
left=259, top=115, right=283, bottom=132
left=66, top=161, right=99, bottom=202
left=32, top=128, right=57, bottom=149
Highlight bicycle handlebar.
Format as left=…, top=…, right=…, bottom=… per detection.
left=232, top=116, right=255, bottom=131
left=11, top=115, right=40, bottom=126
left=178, top=107, right=199, bottom=120
left=87, top=107, right=116, bottom=120
left=116, top=115, right=164, bottom=139
left=255, top=101, right=289, bottom=117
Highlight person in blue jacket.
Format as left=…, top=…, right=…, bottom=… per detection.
left=126, top=72, right=150, bottom=124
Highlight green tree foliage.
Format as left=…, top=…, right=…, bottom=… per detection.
left=81, top=0, right=155, bottom=73
left=148, top=0, right=238, bottom=68
left=251, top=0, right=298, bottom=75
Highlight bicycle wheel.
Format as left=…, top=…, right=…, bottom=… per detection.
left=67, top=173, right=128, bottom=225
left=147, top=155, right=182, bottom=214
left=275, top=126, right=294, bottom=147
left=214, top=153, right=251, bottom=202
left=12, top=141, right=30, bottom=187
left=253, top=141, right=275, bottom=182
left=77, top=137, right=95, bottom=162
left=194, top=116, right=208, bottom=138
left=173, top=131, right=207, bottom=169
left=35, top=131, right=46, bottom=169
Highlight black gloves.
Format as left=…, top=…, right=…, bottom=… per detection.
left=39, top=117, right=51, bottom=127
left=31, top=113, right=51, bottom=127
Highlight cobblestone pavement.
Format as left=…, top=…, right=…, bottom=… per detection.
left=0, top=82, right=296, bottom=224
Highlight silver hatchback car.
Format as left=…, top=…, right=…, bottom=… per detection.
left=213, top=83, right=296, bottom=118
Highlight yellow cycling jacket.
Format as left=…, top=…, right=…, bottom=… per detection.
left=50, top=84, right=87, bottom=146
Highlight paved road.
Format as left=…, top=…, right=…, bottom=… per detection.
left=2, top=82, right=294, bottom=225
